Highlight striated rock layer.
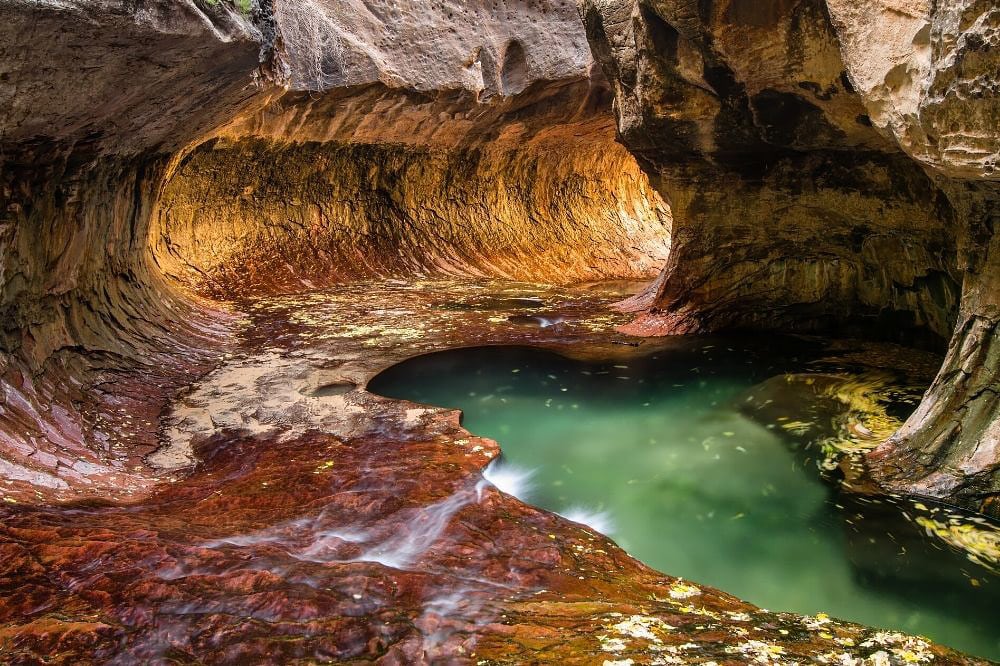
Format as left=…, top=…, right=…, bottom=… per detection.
left=0, top=0, right=668, bottom=494
left=581, top=0, right=1000, bottom=514
left=0, top=0, right=997, bottom=661
left=154, top=83, right=670, bottom=299
left=0, top=0, right=264, bottom=500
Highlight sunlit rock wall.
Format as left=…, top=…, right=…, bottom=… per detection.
left=826, top=0, right=999, bottom=179
left=150, top=0, right=669, bottom=298
left=154, top=84, right=669, bottom=298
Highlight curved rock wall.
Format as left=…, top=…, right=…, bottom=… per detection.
left=0, top=2, right=998, bottom=659
left=150, top=1, right=670, bottom=299
left=154, top=85, right=669, bottom=298
left=0, top=0, right=668, bottom=499
left=581, top=0, right=959, bottom=345
left=2, top=0, right=996, bottom=515
left=0, top=0, right=264, bottom=499
left=271, top=0, right=592, bottom=94
left=582, top=0, right=1000, bottom=513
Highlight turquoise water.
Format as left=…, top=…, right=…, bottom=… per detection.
left=369, top=340, right=1000, bottom=660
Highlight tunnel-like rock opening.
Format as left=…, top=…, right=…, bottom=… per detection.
left=1, top=0, right=997, bottom=515
left=2, top=0, right=1000, bottom=663
left=584, top=0, right=962, bottom=347
left=153, top=84, right=670, bottom=299
left=1, top=0, right=997, bottom=516
left=0, top=0, right=671, bottom=501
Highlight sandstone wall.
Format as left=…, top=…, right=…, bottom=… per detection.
left=581, top=0, right=959, bottom=346
left=581, top=0, right=1000, bottom=513
left=827, top=0, right=1000, bottom=512
left=0, top=0, right=263, bottom=499
left=154, top=84, right=669, bottom=298
left=0, top=0, right=667, bottom=499
left=271, top=0, right=592, bottom=94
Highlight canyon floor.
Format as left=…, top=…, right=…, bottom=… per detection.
left=1, top=280, right=996, bottom=664
left=3, top=0, right=998, bottom=663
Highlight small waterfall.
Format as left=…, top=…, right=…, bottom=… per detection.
left=357, top=487, right=477, bottom=569
left=559, top=507, right=615, bottom=535
left=481, top=458, right=535, bottom=500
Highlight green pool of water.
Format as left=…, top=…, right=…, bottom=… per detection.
left=369, top=339, right=1000, bottom=660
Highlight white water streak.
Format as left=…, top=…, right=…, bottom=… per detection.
left=559, top=507, right=615, bottom=535
left=357, top=487, right=477, bottom=569
left=482, top=459, right=535, bottom=500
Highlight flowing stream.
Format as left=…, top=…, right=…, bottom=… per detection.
left=369, top=339, right=1000, bottom=660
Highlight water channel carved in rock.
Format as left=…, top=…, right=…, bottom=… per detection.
left=1, top=0, right=998, bottom=663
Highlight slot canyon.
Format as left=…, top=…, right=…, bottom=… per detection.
left=0, top=0, right=997, bottom=664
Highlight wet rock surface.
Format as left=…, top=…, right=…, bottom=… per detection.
left=1, top=0, right=999, bottom=661
left=0, top=281, right=990, bottom=664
